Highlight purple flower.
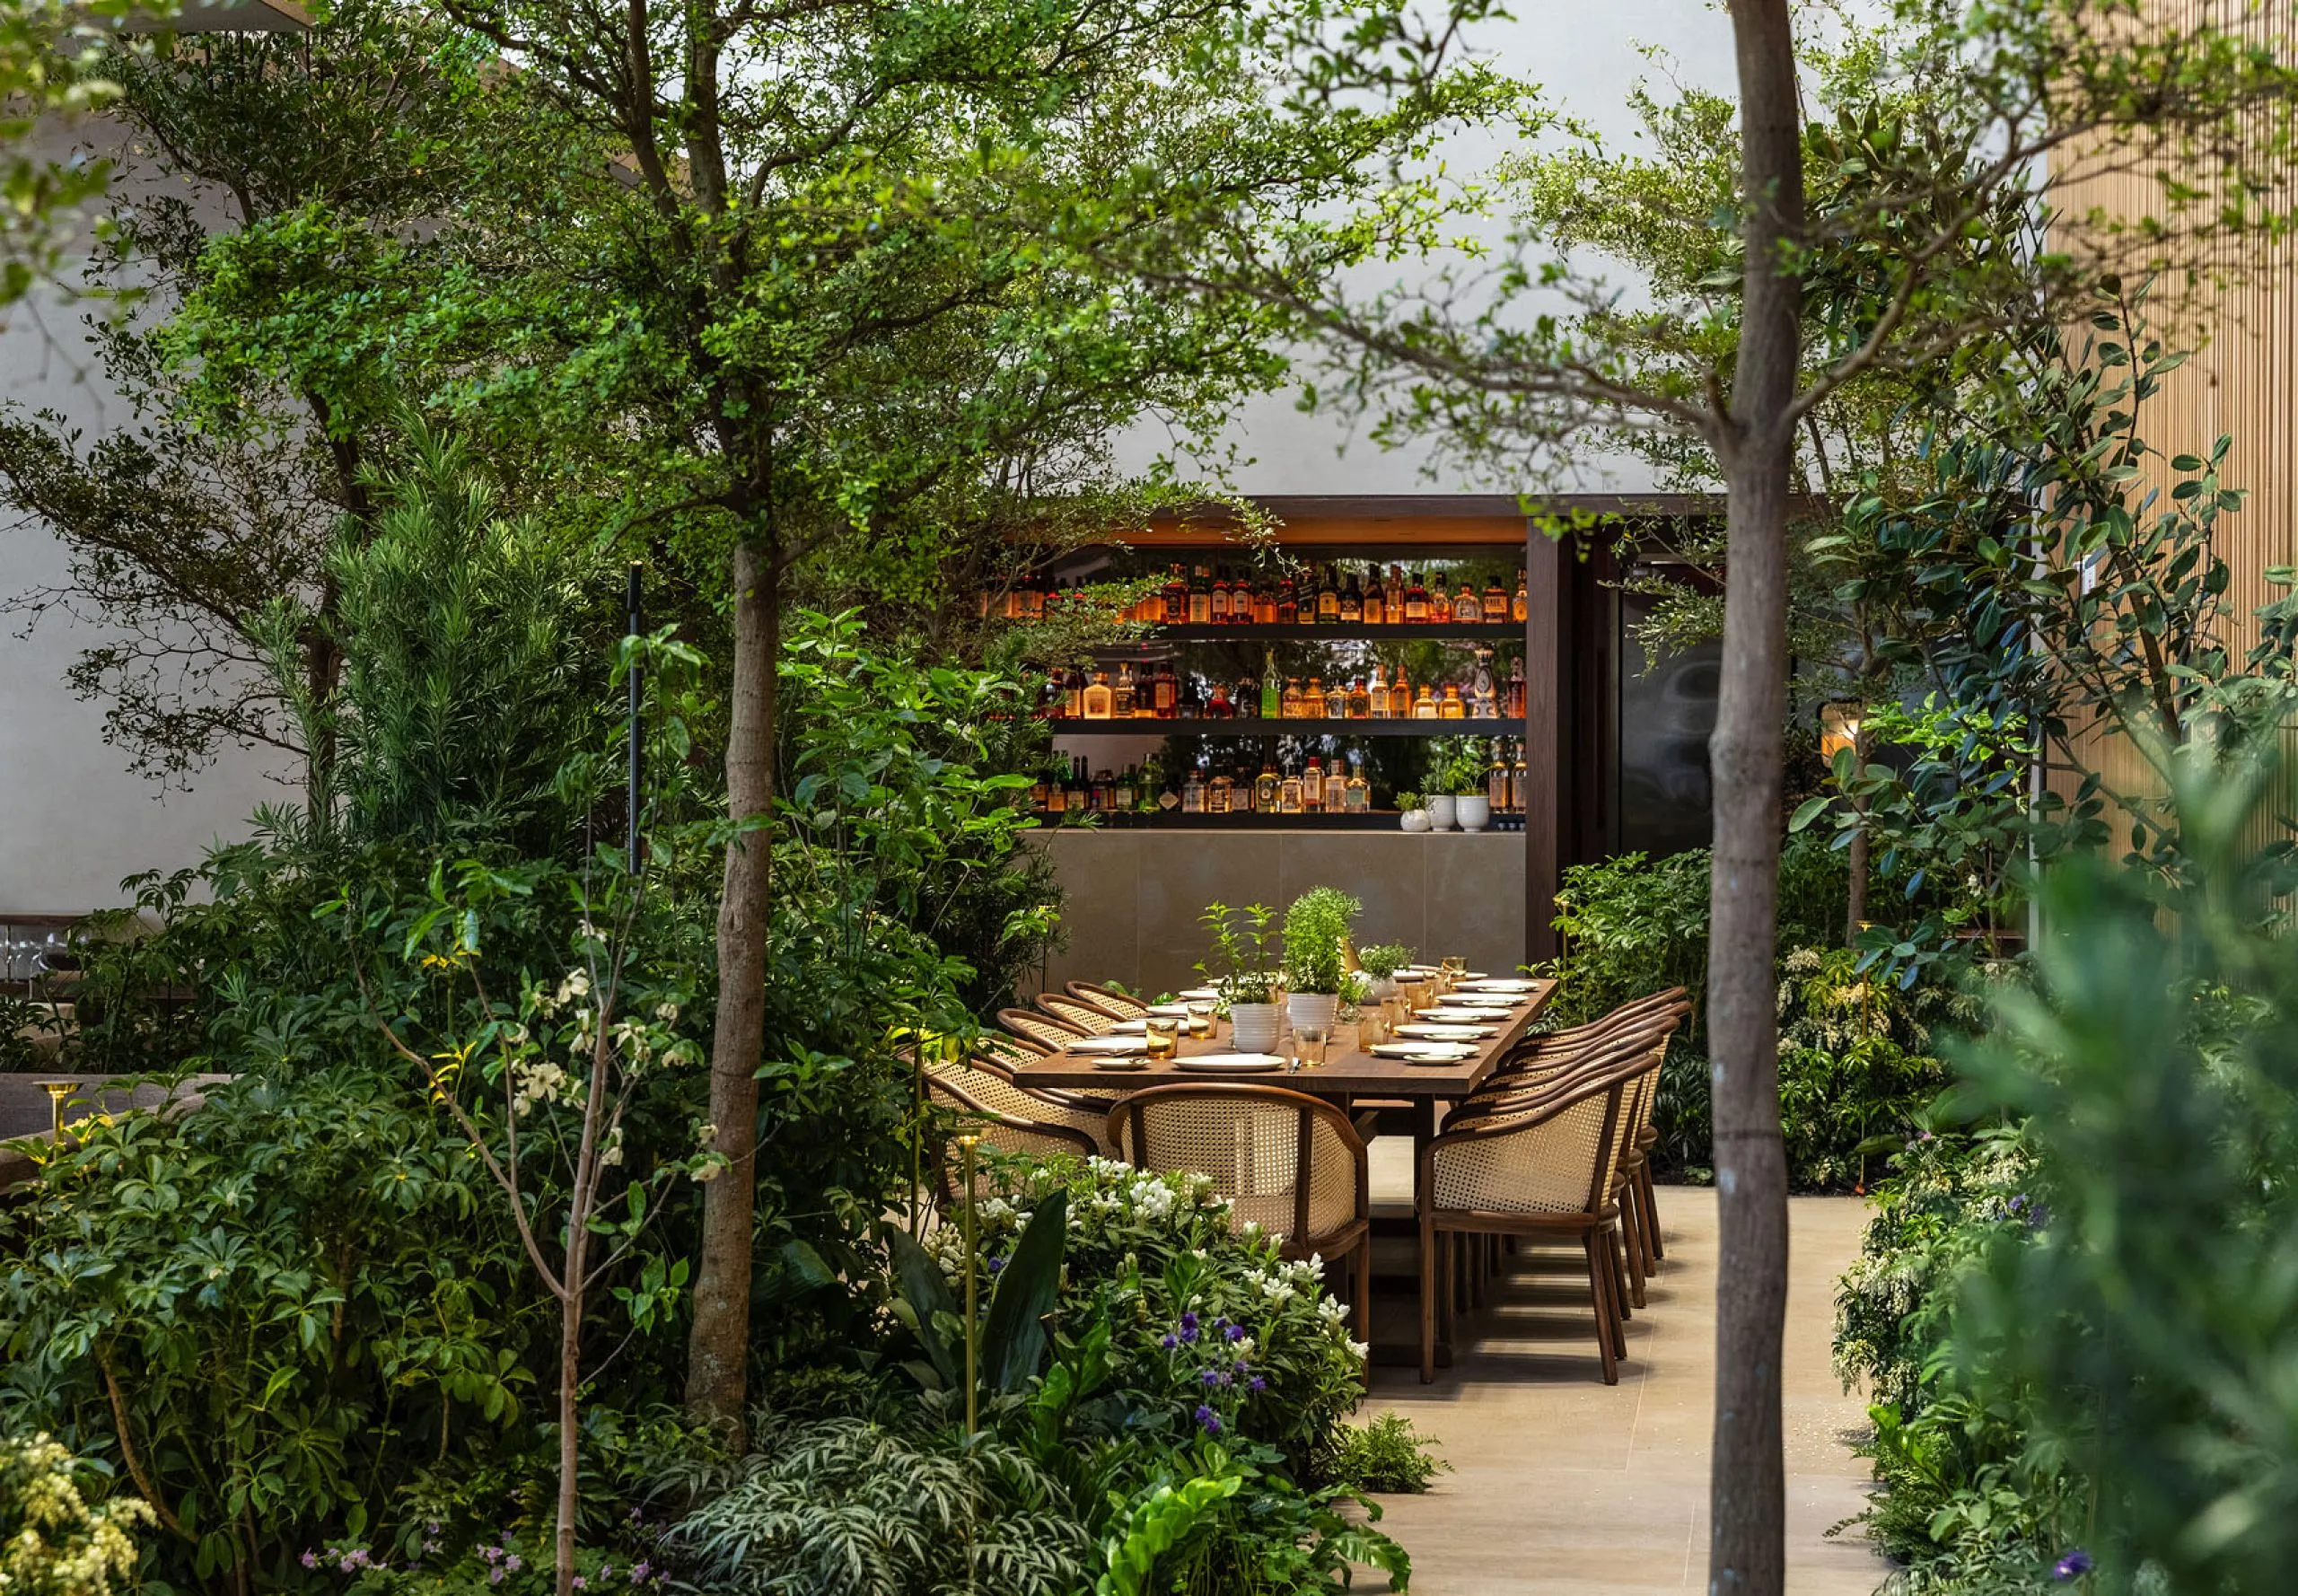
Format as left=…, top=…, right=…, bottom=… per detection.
left=505, top=1554, right=524, bottom=1573
left=1224, top=1323, right=1246, bottom=1342
left=2054, top=1549, right=2093, bottom=1581
left=301, top=1552, right=319, bottom=1570
left=1248, top=1375, right=1267, bottom=1392
left=627, top=1509, right=643, bottom=1524
left=1194, top=1404, right=1222, bottom=1434
left=600, top=1566, right=614, bottom=1582
left=490, top=1570, right=505, bottom=1586
left=425, top=1521, right=442, bottom=1535
left=573, top=1578, right=588, bottom=1590
left=1200, top=1368, right=1223, bottom=1386
left=1179, top=1311, right=1199, bottom=1344
left=481, top=1547, right=504, bottom=1565
left=629, top=1563, right=652, bottom=1584
left=1232, top=1357, right=1250, bottom=1374
left=987, top=1255, right=1006, bottom=1275
left=1160, top=1333, right=1178, bottom=1350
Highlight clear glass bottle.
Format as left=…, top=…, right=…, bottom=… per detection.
left=1114, top=662, right=1136, bottom=718
left=1346, top=677, right=1372, bottom=718
left=1256, top=763, right=1281, bottom=811
left=1508, top=656, right=1527, bottom=718
left=1345, top=753, right=1372, bottom=812
left=1083, top=669, right=1113, bottom=719
left=1511, top=747, right=1530, bottom=814
left=1278, top=765, right=1304, bottom=814
left=1323, top=759, right=1349, bottom=812
left=1153, top=661, right=1178, bottom=718
left=1471, top=648, right=1497, bottom=717
left=1282, top=678, right=1305, bottom=719
left=1181, top=767, right=1206, bottom=811
left=1367, top=662, right=1390, bottom=718
left=1413, top=682, right=1440, bottom=719
left=1487, top=740, right=1509, bottom=811
left=1209, top=773, right=1232, bottom=814
left=1302, top=757, right=1325, bottom=811
left=1116, top=766, right=1136, bottom=811
left=1440, top=683, right=1466, bottom=719
left=1188, top=565, right=1213, bottom=625
left=1208, top=569, right=1229, bottom=626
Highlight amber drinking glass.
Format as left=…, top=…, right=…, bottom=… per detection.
left=1185, top=1002, right=1215, bottom=1039
left=1144, top=1016, right=1181, bottom=1060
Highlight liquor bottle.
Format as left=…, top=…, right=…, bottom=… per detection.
left=1404, top=570, right=1430, bottom=623
left=1280, top=678, right=1304, bottom=718
left=1367, top=662, right=1390, bottom=718
left=1205, top=681, right=1235, bottom=718
left=1345, top=753, right=1372, bottom=812
left=1440, top=683, right=1466, bottom=719
left=1302, top=757, right=1325, bottom=811
left=1260, top=659, right=1282, bottom=719
left=1181, top=767, right=1206, bottom=812
left=1276, top=578, right=1298, bottom=627
left=1315, top=564, right=1341, bottom=624
left=1278, top=765, right=1304, bottom=814
left=1511, top=745, right=1529, bottom=814
left=1513, top=568, right=1530, bottom=622
left=1112, top=663, right=1136, bottom=718
left=1090, top=767, right=1110, bottom=811
left=1346, top=677, right=1372, bottom=718
left=1508, top=656, right=1527, bottom=718
left=1063, top=666, right=1085, bottom=719
left=1364, top=566, right=1386, bottom=625
left=1083, top=669, right=1114, bottom=719
left=1188, top=566, right=1213, bottom=625
left=1303, top=676, right=1328, bottom=718
left=1163, top=566, right=1188, bottom=626
left=1208, top=774, right=1232, bottom=814
left=1390, top=674, right=1411, bottom=719
left=1116, top=766, right=1136, bottom=812
left=1487, top=741, right=1509, bottom=811
left=1428, top=579, right=1452, bottom=625
left=1338, top=569, right=1363, bottom=624
left=1485, top=574, right=1509, bottom=621
left=1254, top=576, right=1278, bottom=625
left=1256, top=763, right=1281, bottom=811
left=1471, top=648, right=1497, bottom=717
left=1323, top=759, right=1349, bottom=812
left=1234, top=671, right=1259, bottom=718
left=1043, top=762, right=1065, bottom=814
left=1209, top=569, right=1230, bottom=626
left=1146, top=661, right=1171, bottom=717
left=1413, top=681, right=1440, bottom=719
left=1454, top=578, right=1480, bottom=624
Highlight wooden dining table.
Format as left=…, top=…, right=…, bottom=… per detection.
left=1013, top=978, right=1557, bottom=1364
left=1012, top=978, right=1557, bottom=1142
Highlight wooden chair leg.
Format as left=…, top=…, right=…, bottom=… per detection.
left=1419, top=1215, right=1438, bottom=1384
left=1608, top=1225, right=1633, bottom=1347
left=1439, top=1231, right=1457, bottom=1341
left=1469, top=1228, right=1486, bottom=1309
left=1618, top=1197, right=1648, bottom=1310
left=1639, top=1165, right=1665, bottom=1264
left=1582, top=1229, right=1618, bottom=1385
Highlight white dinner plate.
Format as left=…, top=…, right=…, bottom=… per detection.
left=1371, top=1042, right=1476, bottom=1063
left=1110, top=1018, right=1149, bottom=1032
left=1145, top=1003, right=1194, bottom=1016
left=1175, top=1052, right=1287, bottom=1074
left=1460, top=978, right=1536, bottom=992
left=1395, top=1023, right=1494, bottom=1040
left=1066, top=1036, right=1149, bottom=1055
left=1179, top=987, right=1219, bottom=1001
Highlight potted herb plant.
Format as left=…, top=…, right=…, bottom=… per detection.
left=1396, top=790, right=1432, bottom=833
left=1425, top=739, right=1487, bottom=831
left=1282, top=886, right=1363, bottom=1034
left=1355, top=942, right=1416, bottom=1002
left=1197, top=901, right=1282, bottom=1051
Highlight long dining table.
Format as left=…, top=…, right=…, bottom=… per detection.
left=1010, top=977, right=1557, bottom=1363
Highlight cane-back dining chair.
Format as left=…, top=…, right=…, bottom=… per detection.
left=1066, top=981, right=1151, bottom=1021
left=996, top=1006, right=1088, bottom=1050
left=1033, top=992, right=1119, bottom=1035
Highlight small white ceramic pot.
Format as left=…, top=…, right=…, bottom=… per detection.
left=1456, top=795, right=1492, bottom=832
left=1229, top=1002, right=1282, bottom=1052
left=1425, top=794, right=1459, bottom=831
left=1399, top=808, right=1431, bottom=832
left=1285, top=991, right=1341, bottom=1035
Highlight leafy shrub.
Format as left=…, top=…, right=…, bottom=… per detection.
left=1280, top=888, right=1362, bottom=997
left=1325, top=1414, right=1447, bottom=1495
left=0, top=1434, right=152, bottom=1596
left=1775, top=947, right=1959, bottom=1190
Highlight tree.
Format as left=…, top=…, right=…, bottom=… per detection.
left=1101, top=1, right=2298, bottom=1585
left=0, top=0, right=578, bottom=799
left=408, top=0, right=1483, bottom=1444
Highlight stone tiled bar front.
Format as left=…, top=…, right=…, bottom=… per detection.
left=1030, top=827, right=1528, bottom=996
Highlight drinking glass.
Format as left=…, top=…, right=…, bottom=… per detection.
left=1442, top=955, right=1468, bottom=989
left=1185, top=1002, right=1215, bottom=1039
left=1402, top=977, right=1431, bottom=1013
left=1293, top=1025, right=1329, bottom=1068
left=1144, top=1016, right=1181, bottom=1061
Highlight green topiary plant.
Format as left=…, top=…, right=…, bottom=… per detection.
left=1282, top=888, right=1363, bottom=996
left=1355, top=943, right=1416, bottom=982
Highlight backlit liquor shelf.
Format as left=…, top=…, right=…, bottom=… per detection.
left=1120, top=623, right=1524, bottom=642
left=1048, top=718, right=1522, bottom=738
left=1031, top=811, right=1527, bottom=832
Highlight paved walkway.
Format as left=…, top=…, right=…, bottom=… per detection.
left=1353, top=1164, right=1886, bottom=1595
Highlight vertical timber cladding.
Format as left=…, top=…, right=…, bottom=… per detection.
left=2048, top=0, right=2298, bottom=850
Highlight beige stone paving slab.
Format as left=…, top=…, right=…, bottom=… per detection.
left=1339, top=1171, right=1887, bottom=1596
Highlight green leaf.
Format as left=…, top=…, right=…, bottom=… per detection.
left=982, top=1188, right=1067, bottom=1392
left=886, top=1226, right=960, bottom=1390
left=1790, top=796, right=1832, bottom=833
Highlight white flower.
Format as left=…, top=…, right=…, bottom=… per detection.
left=598, top=1127, right=625, bottom=1169
left=1346, top=1338, right=1371, bottom=1361
left=697, top=1122, right=718, bottom=1147
left=655, top=1000, right=681, bottom=1023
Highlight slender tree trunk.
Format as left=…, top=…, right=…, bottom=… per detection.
left=1709, top=4, right=1802, bottom=1593
left=555, top=1269, right=584, bottom=1596
left=1844, top=815, right=1869, bottom=945
left=685, top=536, right=777, bottom=1443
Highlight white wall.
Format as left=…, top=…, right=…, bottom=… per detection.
left=0, top=117, right=282, bottom=915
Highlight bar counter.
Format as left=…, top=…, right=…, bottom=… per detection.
left=1030, top=825, right=1529, bottom=996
